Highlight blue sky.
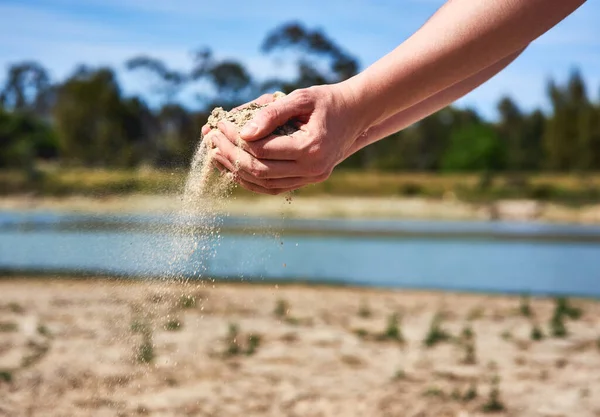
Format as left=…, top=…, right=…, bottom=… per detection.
left=1, top=0, right=598, bottom=120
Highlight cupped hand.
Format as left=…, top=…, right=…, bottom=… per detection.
left=205, top=84, right=369, bottom=195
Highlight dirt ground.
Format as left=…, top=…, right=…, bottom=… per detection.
left=1, top=278, right=599, bottom=417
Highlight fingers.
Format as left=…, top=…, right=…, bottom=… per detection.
left=239, top=90, right=312, bottom=141
left=232, top=93, right=275, bottom=112
left=217, top=120, right=300, bottom=161
left=207, top=130, right=300, bottom=180
left=201, top=124, right=211, bottom=136
left=235, top=177, right=297, bottom=196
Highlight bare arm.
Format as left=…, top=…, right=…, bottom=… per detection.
left=346, top=0, right=585, bottom=131
left=344, top=48, right=524, bottom=158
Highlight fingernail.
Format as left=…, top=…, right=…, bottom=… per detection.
left=240, top=122, right=258, bottom=138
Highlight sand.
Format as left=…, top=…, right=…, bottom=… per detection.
left=1, top=278, right=599, bottom=417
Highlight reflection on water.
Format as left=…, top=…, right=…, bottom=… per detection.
left=1, top=211, right=599, bottom=296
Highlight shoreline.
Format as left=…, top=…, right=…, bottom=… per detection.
left=2, top=193, right=600, bottom=224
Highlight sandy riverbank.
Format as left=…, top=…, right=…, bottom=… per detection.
left=1, top=278, right=599, bottom=416
left=2, top=194, right=600, bottom=224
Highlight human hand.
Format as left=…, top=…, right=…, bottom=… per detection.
left=206, top=84, right=369, bottom=195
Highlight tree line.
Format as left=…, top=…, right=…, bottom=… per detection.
left=2, top=21, right=600, bottom=176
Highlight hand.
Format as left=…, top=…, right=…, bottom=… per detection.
left=206, top=84, right=368, bottom=195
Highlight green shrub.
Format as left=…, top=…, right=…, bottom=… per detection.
left=179, top=295, right=196, bottom=309
left=530, top=323, right=544, bottom=341
left=164, top=319, right=182, bottom=331
left=274, top=299, right=288, bottom=319
left=482, top=376, right=505, bottom=413
left=0, top=370, right=12, bottom=383
left=424, top=313, right=451, bottom=347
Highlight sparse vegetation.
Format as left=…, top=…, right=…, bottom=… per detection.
left=423, top=386, right=445, bottom=398
left=37, top=324, right=50, bottom=336
left=8, top=302, right=24, bottom=313
left=358, top=301, right=372, bottom=318
left=462, top=341, right=477, bottom=365
left=164, top=319, right=182, bottom=331
left=0, top=321, right=18, bottom=332
left=519, top=294, right=532, bottom=317
left=392, top=369, right=406, bottom=380
left=22, top=341, right=49, bottom=368
left=462, top=325, right=474, bottom=340
left=424, top=313, right=451, bottom=347
left=530, top=323, right=544, bottom=341
left=179, top=294, right=196, bottom=309
left=137, top=334, right=154, bottom=364
left=353, top=328, right=368, bottom=339
left=381, top=313, right=404, bottom=343
left=131, top=319, right=150, bottom=334
left=463, top=383, right=478, bottom=402
left=555, top=297, right=582, bottom=320
left=500, top=330, right=512, bottom=341
left=274, top=299, right=288, bottom=319
left=0, top=370, right=12, bottom=383
left=223, top=323, right=262, bottom=357
left=550, top=309, right=568, bottom=338
left=246, top=334, right=261, bottom=356
left=482, top=376, right=506, bottom=413
left=467, top=306, right=485, bottom=321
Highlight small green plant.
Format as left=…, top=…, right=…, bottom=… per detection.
left=274, top=299, right=288, bottom=319
left=467, top=306, right=484, bottom=321
left=463, top=383, right=478, bottom=402
left=451, top=388, right=461, bottom=401
left=424, top=313, right=451, bottom=347
left=482, top=376, right=505, bottom=413
left=179, top=295, right=196, bottom=309
left=462, top=325, right=474, bottom=340
left=137, top=334, right=154, bottom=364
left=246, top=334, right=261, bottom=356
left=226, top=323, right=241, bottom=356
left=164, top=319, right=182, bottom=331
left=0, top=322, right=17, bottom=332
left=37, top=324, right=50, bottom=337
left=384, top=313, right=404, bottom=342
left=550, top=310, right=568, bottom=338
left=353, top=328, right=369, bottom=339
left=131, top=320, right=150, bottom=334
left=358, top=301, right=372, bottom=318
left=555, top=297, right=582, bottom=319
left=423, top=386, right=445, bottom=398
left=500, top=330, right=512, bottom=341
left=519, top=294, right=532, bottom=317
left=21, top=342, right=49, bottom=368
left=530, top=323, right=544, bottom=341
left=0, top=370, right=12, bottom=383
left=8, top=302, right=23, bottom=314
left=392, top=369, right=406, bottom=380
left=462, top=341, right=477, bottom=365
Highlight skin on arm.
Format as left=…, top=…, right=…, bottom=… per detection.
left=347, top=0, right=586, bottom=129
left=209, top=0, right=585, bottom=194
left=343, top=48, right=525, bottom=160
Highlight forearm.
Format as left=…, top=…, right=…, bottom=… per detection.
left=345, top=0, right=585, bottom=130
left=356, top=48, right=524, bottom=151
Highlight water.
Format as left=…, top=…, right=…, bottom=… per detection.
left=1, top=211, right=599, bottom=297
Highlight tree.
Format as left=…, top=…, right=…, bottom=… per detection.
left=0, top=109, right=58, bottom=170
left=442, top=123, right=505, bottom=172
left=497, top=96, right=527, bottom=171
left=53, top=67, right=149, bottom=167
left=0, top=61, right=53, bottom=117
left=126, top=56, right=188, bottom=104
left=260, top=21, right=359, bottom=93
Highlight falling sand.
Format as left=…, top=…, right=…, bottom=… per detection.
left=166, top=91, right=297, bottom=283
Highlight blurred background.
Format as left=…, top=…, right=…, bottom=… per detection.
left=1, top=1, right=600, bottom=416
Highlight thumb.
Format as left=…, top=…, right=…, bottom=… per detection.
left=239, top=95, right=300, bottom=141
